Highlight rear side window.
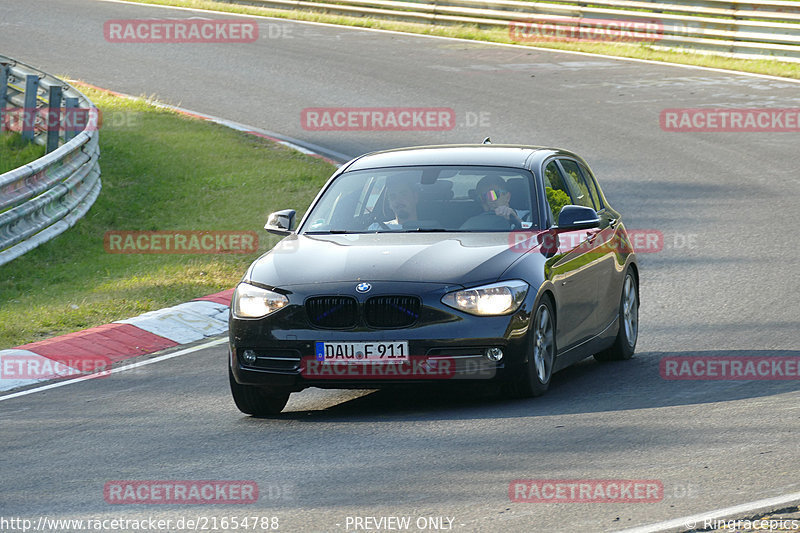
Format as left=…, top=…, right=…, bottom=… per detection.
left=542, top=160, right=572, bottom=224
left=559, top=159, right=595, bottom=210
left=577, top=162, right=604, bottom=210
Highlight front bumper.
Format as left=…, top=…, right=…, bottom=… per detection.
left=229, top=282, right=534, bottom=391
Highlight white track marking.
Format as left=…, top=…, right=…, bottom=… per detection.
left=617, top=491, right=800, bottom=533
left=116, top=301, right=229, bottom=343
left=0, top=337, right=227, bottom=402
left=0, top=349, right=85, bottom=391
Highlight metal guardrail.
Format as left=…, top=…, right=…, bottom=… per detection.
left=242, top=0, right=800, bottom=62
left=0, top=54, right=101, bottom=267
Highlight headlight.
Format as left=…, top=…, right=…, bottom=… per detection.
left=232, top=282, right=288, bottom=318
left=441, top=280, right=529, bottom=316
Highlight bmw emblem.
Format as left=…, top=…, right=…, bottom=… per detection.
left=356, top=282, right=372, bottom=293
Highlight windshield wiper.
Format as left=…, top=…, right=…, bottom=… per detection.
left=305, top=230, right=357, bottom=234
left=401, top=228, right=449, bottom=233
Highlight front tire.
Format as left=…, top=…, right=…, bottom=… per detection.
left=509, top=297, right=556, bottom=398
left=594, top=270, right=638, bottom=362
left=229, top=366, right=290, bottom=416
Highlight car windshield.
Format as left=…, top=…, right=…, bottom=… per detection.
left=302, top=165, right=539, bottom=233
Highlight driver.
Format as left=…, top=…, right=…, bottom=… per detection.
left=384, top=175, right=420, bottom=227
left=369, top=174, right=441, bottom=230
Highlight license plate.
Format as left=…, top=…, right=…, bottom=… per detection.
left=315, top=341, right=409, bottom=363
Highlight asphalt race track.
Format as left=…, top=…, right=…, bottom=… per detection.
left=1, top=0, right=799, bottom=531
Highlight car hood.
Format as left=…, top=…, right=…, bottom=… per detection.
left=246, top=232, right=532, bottom=288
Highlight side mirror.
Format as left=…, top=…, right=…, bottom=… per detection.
left=554, top=205, right=600, bottom=231
left=264, top=209, right=296, bottom=236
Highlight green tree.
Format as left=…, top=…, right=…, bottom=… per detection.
left=546, top=187, right=571, bottom=223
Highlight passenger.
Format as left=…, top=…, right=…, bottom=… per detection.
left=461, top=175, right=524, bottom=230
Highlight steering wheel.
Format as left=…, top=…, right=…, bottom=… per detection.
left=478, top=210, right=521, bottom=230
left=363, top=211, right=392, bottom=230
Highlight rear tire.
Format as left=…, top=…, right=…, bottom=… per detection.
left=229, top=366, right=290, bottom=416
left=594, top=270, right=638, bottom=362
left=509, top=297, right=556, bottom=398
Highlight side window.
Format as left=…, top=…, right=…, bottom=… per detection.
left=577, top=162, right=604, bottom=211
left=543, top=160, right=572, bottom=224
left=559, top=159, right=594, bottom=210
left=358, top=176, right=386, bottom=216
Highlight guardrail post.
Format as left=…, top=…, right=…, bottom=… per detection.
left=22, top=74, right=39, bottom=142
left=0, top=54, right=100, bottom=268
left=46, top=85, right=63, bottom=153
left=64, top=97, right=79, bottom=142
left=0, top=64, right=8, bottom=133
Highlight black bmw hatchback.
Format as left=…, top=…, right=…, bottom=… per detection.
left=228, top=144, right=639, bottom=415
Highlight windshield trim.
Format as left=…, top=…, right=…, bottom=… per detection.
left=297, top=165, right=539, bottom=235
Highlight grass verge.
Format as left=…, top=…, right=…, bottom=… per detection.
left=0, top=133, right=46, bottom=175
left=0, top=86, right=336, bottom=349
left=121, top=0, right=800, bottom=79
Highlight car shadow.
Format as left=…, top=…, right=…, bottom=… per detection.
left=262, top=349, right=799, bottom=422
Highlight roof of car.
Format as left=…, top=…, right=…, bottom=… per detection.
left=344, top=144, right=557, bottom=171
